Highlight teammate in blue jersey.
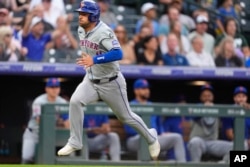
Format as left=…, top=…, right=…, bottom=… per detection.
left=221, top=86, right=250, bottom=150
left=57, top=0, right=160, bottom=160
left=61, top=114, right=121, bottom=161
left=124, top=79, right=186, bottom=162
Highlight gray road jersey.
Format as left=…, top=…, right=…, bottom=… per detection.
left=78, top=21, right=121, bottom=80
left=27, top=94, right=67, bottom=133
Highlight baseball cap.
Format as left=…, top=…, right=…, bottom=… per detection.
left=46, top=78, right=60, bottom=87
left=141, top=2, right=156, bottom=14
left=133, top=79, right=149, bottom=89
left=30, top=16, right=43, bottom=29
left=196, top=15, right=208, bottom=24
left=234, top=86, right=248, bottom=95
left=201, top=84, right=213, bottom=92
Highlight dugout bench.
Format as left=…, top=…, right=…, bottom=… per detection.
left=36, top=103, right=249, bottom=167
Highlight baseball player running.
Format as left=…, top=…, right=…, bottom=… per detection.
left=57, top=0, right=160, bottom=160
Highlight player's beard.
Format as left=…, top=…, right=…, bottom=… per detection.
left=79, top=21, right=91, bottom=29
left=140, top=94, right=149, bottom=101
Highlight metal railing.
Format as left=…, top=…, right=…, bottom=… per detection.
left=37, top=102, right=249, bottom=166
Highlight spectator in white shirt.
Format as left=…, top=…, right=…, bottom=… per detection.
left=186, top=35, right=215, bottom=67
left=188, top=14, right=215, bottom=55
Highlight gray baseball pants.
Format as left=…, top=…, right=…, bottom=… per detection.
left=21, top=128, right=38, bottom=163
left=84, top=132, right=121, bottom=161
left=126, top=133, right=186, bottom=162
left=67, top=72, right=156, bottom=149
left=188, top=137, right=233, bottom=162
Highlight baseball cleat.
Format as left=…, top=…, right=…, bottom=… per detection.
left=57, top=144, right=79, bottom=156
left=148, top=128, right=160, bottom=160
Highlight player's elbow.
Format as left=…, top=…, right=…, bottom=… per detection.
left=114, top=49, right=123, bottom=61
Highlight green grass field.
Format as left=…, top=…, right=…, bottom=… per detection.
left=0, top=165, right=134, bottom=167
left=0, top=165, right=142, bottom=167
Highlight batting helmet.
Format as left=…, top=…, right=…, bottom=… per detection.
left=75, top=0, right=100, bottom=22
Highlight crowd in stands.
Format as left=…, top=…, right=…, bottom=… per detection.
left=0, top=0, right=250, bottom=67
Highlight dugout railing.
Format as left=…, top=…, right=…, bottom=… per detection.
left=36, top=103, right=249, bottom=166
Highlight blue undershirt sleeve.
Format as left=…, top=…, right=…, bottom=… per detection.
left=93, top=49, right=123, bottom=64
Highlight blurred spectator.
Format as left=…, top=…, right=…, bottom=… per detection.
left=136, top=35, right=163, bottom=65
left=43, top=16, right=78, bottom=63
left=160, top=20, right=190, bottom=55
left=135, top=2, right=159, bottom=37
left=188, top=0, right=218, bottom=14
left=129, top=22, right=153, bottom=57
left=30, top=4, right=55, bottom=32
left=36, top=0, right=66, bottom=28
left=114, top=24, right=136, bottom=65
left=186, top=35, right=215, bottom=67
left=0, top=0, right=29, bottom=13
left=97, top=0, right=118, bottom=29
left=22, top=78, right=68, bottom=164
left=215, top=0, right=238, bottom=36
left=187, top=85, right=233, bottom=162
left=159, top=0, right=195, bottom=32
left=159, top=6, right=189, bottom=37
left=162, top=33, right=189, bottom=66
left=0, top=5, right=11, bottom=26
left=22, top=9, right=66, bottom=61
left=220, top=86, right=250, bottom=150
left=192, top=8, right=209, bottom=20
left=214, top=17, right=249, bottom=58
left=124, top=79, right=186, bottom=162
left=215, top=36, right=243, bottom=67
left=158, top=0, right=173, bottom=14
left=188, top=15, right=215, bottom=55
left=62, top=114, right=121, bottom=161
left=29, top=0, right=65, bottom=15
left=0, top=26, right=27, bottom=61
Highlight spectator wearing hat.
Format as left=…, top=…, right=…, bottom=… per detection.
left=135, top=2, right=160, bottom=37
left=188, top=14, right=215, bottom=55
left=186, top=35, right=215, bottom=67
left=220, top=86, right=250, bottom=150
left=21, top=77, right=68, bottom=164
left=124, top=79, right=186, bottom=162
left=21, top=7, right=67, bottom=61
left=97, top=0, right=118, bottom=29
left=187, top=84, right=233, bottom=162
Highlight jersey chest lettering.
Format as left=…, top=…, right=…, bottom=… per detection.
left=79, top=39, right=99, bottom=50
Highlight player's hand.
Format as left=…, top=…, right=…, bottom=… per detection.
left=76, top=52, right=94, bottom=68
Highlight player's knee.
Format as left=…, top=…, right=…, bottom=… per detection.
left=108, top=132, right=120, bottom=141
left=188, top=137, right=201, bottom=149
left=69, top=96, right=82, bottom=106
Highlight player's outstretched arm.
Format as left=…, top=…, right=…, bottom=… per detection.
left=76, top=49, right=123, bottom=68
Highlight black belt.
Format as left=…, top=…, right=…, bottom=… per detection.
left=90, top=75, right=118, bottom=84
